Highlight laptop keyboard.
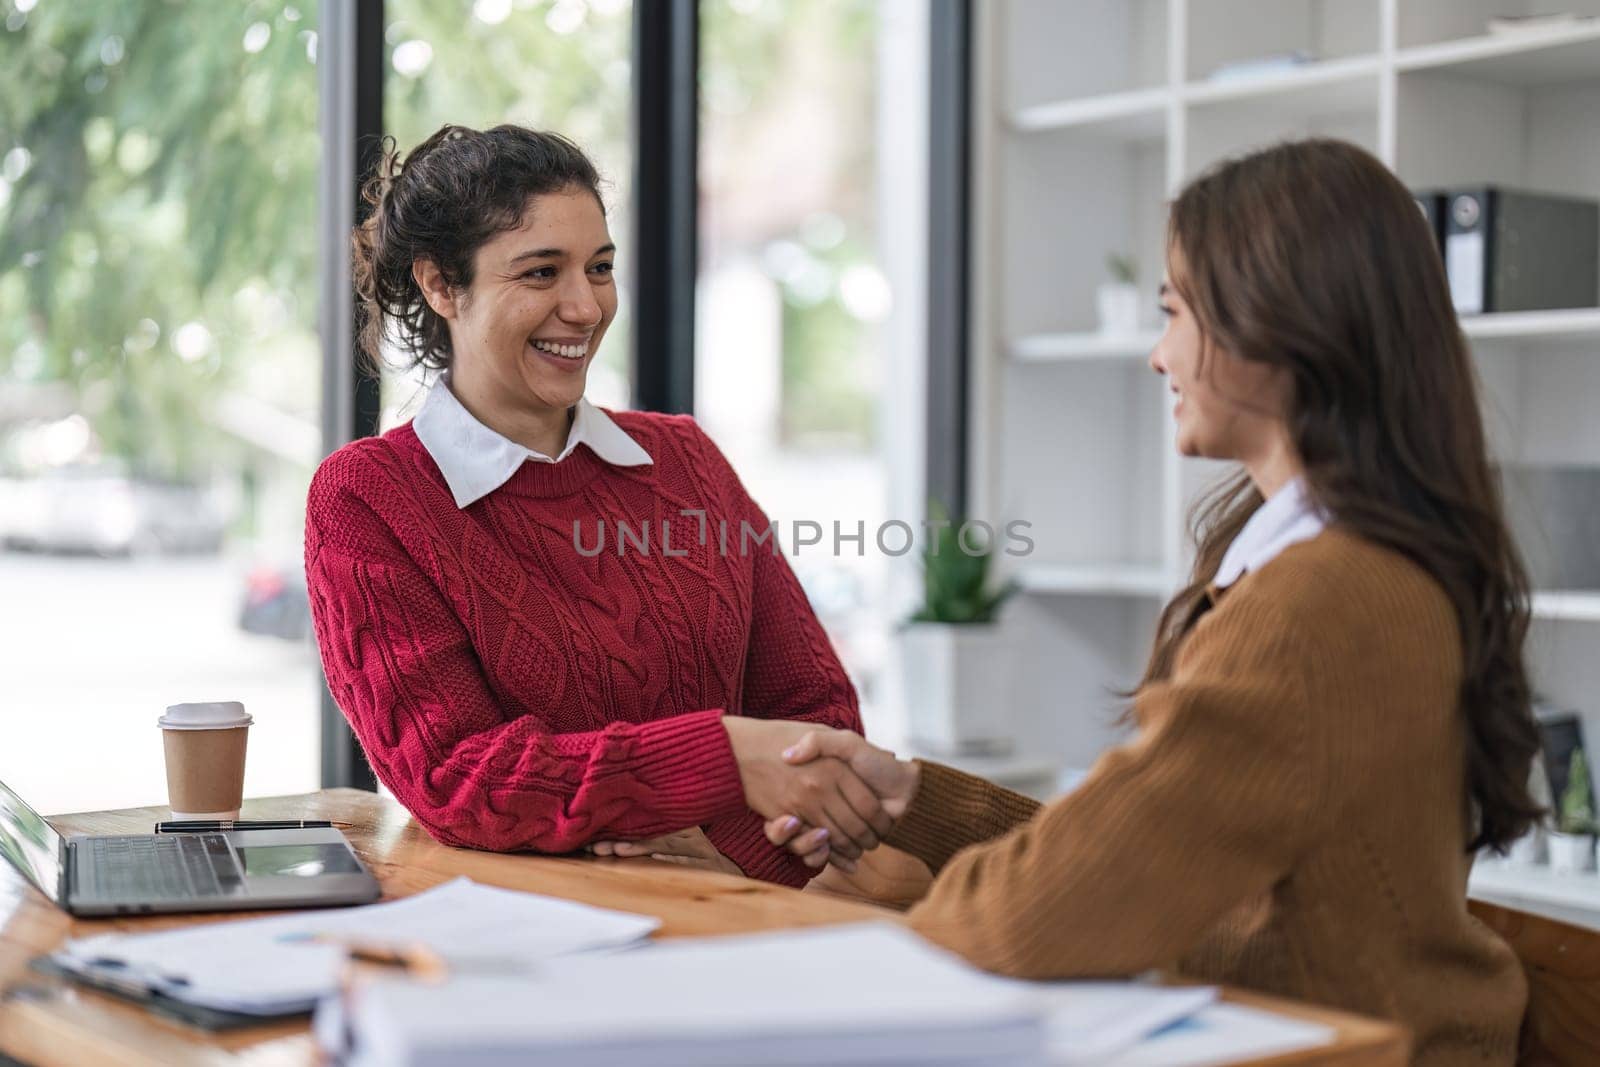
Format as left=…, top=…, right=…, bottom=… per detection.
left=84, top=833, right=240, bottom=900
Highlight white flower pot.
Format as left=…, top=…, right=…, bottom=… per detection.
left=1096, top=282, right=1142, bottom=335
left=1549, top=831, right=1595, bottom=874
left=898, top=622, right=1016, bottom=756
left=1503, top=825, right=1547, bottom=867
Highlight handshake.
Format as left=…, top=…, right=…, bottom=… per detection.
left=723, top=717, right=922, bottom=873
left=593, top=717, right=920, bottom=875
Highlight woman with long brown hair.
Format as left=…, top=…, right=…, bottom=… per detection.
left=763, top=138, right=1540, bottom=1064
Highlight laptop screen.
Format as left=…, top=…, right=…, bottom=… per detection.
left=0, top=778, right=63, bottom=901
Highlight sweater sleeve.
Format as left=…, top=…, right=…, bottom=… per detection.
left=897, top=593, right=1333, bottom=980
left=885, top=762, right=1042, bottom=872
left=305, top=463, right=749, bottom=854
left=678, top=420, right=865, bottom=886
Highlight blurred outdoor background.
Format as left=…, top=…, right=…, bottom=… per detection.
left=0, top=0, right=901, bottom=813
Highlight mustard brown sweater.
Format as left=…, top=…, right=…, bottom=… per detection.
left=886, top=529, right=1525, bottom=1066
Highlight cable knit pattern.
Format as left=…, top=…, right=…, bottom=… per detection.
left=886, top=529, right=1525, bottom=1067
left=304, top=410, right=861, bottom=887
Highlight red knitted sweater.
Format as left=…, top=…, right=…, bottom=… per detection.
left=303, top=410, right=861, bottom=887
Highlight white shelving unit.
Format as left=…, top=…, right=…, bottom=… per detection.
left=1532, top=591, right=1600, bottom=624
left=1013, top=309, right=1600, bottom=364
left=1010, top=89, right=1169, bottom=138
left=1461, top=308, right=1600, bottom=344
left=1181, top=53, right=1384, bottom=106
left=1008, top=330, right=1163, bottom=363
left=1471, top=858, right=1600, bottom=932
left=970, top=0, right=1600, bottom=771
left=1016, top=563, right=1175, bottom=599
left=1395, top=20, right=1600, bottom=80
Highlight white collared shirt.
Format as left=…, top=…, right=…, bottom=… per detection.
left=412, top=376, right=653, bottom=508
left=1213, top=476, right=1328, bottom=589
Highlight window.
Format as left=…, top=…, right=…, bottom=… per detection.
left=697, top=0, right=899, bottom=729
left=377, top=0, right=635, bottom=429
left=0, top=1, right=323, bottom=812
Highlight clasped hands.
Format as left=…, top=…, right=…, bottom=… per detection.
left=591, top=718, right=919, bottom=874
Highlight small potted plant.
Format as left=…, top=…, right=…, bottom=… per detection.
left=1096, top=252, right=1141, bottom=335
left=1550, top=749, right=1596, bottom=874
left=897, top=505, right=1019, bottom=756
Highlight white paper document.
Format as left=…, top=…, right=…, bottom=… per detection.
left=54, top=877, right=661, bottom=1014
left=1099, top=1001, right=1334, bottom=1066
left=320, top=922, right=1220, bottom=1067
left=327, top=922, right=1044, bottom=1066
left=1036, top=983, right=1217, bottom=1065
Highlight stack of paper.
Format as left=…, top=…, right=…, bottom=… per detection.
left=320, top=923, right=1221, bottom=1067
left=52, top=878, right=660, bottom=1015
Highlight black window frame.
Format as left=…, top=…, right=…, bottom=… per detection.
left=925, top=0, right=973, bottom=520
left=317, top=0, right=383, bottom=791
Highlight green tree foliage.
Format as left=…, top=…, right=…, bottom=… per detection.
left=0, top=0, right=637, bottom=480
left=1, top=0, right=875, bottom=476
left=0, top=0, right=322, bottom=479
left=700, top=0, right=879, bottom=448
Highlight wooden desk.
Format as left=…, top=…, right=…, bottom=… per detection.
left=0, top=790, right=1407, bottom=1066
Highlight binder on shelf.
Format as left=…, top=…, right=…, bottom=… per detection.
left=1444, top=187, right=1599, bottom=315
left=1412, top=189, right=1447, bottom=260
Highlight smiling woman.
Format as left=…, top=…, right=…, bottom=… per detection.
left=306, top=124, right=893, bottom=884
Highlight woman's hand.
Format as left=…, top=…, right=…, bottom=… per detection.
left=589, top=827, right=742, bottom=877
left=762, top=816, right=843, bottom=871
left=763, top=730, right=921, bottom=870
left=721, top=717, right=894, bottom=860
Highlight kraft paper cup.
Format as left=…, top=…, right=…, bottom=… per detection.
left=159, top=702, right=252, bottom=821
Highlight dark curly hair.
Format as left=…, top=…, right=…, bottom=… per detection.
left=351, top=124, right=605, bottom=372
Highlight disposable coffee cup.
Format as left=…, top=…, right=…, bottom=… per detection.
left=159, top=701, right=252, bottom=820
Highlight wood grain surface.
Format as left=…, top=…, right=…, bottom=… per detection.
left=1470, top=898, right=1600, bottom=1066
left=0, top=789, right=1409, bottom=1066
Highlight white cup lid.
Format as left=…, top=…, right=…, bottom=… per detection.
left=158, top=701, right=253, bottom=730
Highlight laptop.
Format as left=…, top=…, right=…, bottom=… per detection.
left=0, top=777, right=381, bottom=916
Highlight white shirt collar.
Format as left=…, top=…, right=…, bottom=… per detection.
left=412, top=376, right=652, bottom=508
left=1214, top=476, right=1328, bottom=589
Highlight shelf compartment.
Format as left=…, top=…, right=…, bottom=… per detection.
left=1182, top=58, right=1381, bottom=181
left=1001, top=135, right=1168, bottom=337
left=1009, top=330, right=1162, bottom=363
left=1001, top=0, right=1168, bottom=114
left=1186, top=0, right=1382, bottom=83
left=1016, top=564, right=1174, bottom=598
left=1010, top=87, right=1169, bottom=140
left=1396, top=23, right=1600, bottom=85
left=995, top=361, right=1169, bottom=569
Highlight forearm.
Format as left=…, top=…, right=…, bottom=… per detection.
left=885, top=761, right=1043, bottom=873
left=903, top=683, right=1322, bottom=978
left=407, top=710, right=750, bottom=852
left=703, top=811, right=815, bottom=888
left=310, top=547, right=748, bottom=852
